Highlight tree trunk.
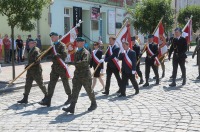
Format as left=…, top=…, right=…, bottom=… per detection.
left=11, top=26, right=15, bottom=79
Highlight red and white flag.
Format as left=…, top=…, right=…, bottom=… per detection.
left=153, top=21, right=168, bottom=57
left=182, top=18, right=192, bottom=44
left=115, top=21, right=132, bottom=52
left=60, top=27, right=78, bottom=62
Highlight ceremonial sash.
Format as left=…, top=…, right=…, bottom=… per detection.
left=92, top=50, right=100, bottom=65
left=146, top=44, right=160, bottom=66
left=52, top=46, right=71, bottom=78
left=108, top=46, right=120, bottom=71
left=124, top=51, right=132, bottom=69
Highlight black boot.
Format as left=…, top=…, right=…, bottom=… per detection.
left=62, top=102, right=76, bottom=114
left=143, top=79, right=149, bottom=87
left=38, top=96, right=51, bottom=107
left=139, top=78, right=144, bottom=84
left=64, top=94, right=72, bottom=105
left=17, top=94, right=28, bottom=104
left=156, top=78, right=159, bottom=85
left=182, top=78, right=186, bottom=85
left=88, top=101, right=97, bottom=111
left=162, top=72, right=165, bottom=78
left=169, top=78, right=176, bottom=87
left=153, top=76, right=156, bottom=79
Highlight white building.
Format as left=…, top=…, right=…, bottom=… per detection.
left=50, top=0, right=135, bottom=44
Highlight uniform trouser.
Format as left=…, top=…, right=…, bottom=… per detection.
left=24, top=70, right=47, bottom=96
left=145, top=58, right=159, bottom=80
left=105, top=65, right=122, bottom=93
left=121, top=72, right=139, bottom=95
left=136, top=60, right=143, bottom=79
left=71, top=76, right=96, bottom=104
left=48, top=65, right=71, bottom=98
left=172, top=57, right=186, bottom=79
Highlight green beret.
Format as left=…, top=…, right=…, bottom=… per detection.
left=75, top=37, right=85, bottom=42
left=49, top=32, right=58, bottom=37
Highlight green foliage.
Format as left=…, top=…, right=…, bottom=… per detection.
left=0, top=0, right=50, bottom=31
left=178, top=5, right=200, bottom=33
left=128, top=0, right=174, bottom=34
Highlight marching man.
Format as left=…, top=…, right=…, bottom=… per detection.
left=118, top=41, right=139, bottom=97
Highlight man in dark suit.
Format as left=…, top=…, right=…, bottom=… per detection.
left=99, top=36, right=122, bottom=95
left=168, top=28, right=187, bottom=86
left=143, top=35, right=159, bottom=87
left=118, top=42, right=139, bottom=97
left=132, top=36, right=144, bottom=84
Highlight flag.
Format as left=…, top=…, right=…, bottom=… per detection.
left=153, top=21, right=168, bottom=57
left=153, top=22, right=164, bottom=44
left=61, top=27, right=78, bottom=62
left=182, top=18, right=192, bottom=44
left=115, top=21, right=132, bottom=52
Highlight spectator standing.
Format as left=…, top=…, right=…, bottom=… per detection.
left=3, top=34, right=10, bottom=63
left=26, top=35, right=32, bottom=53
left=16, top=35, right=24, bottom=63
left=35, top=34, right=42, bottom=50
left=9, top=36, right=17, bottom=62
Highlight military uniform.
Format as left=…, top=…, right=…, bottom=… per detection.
left=39, top=32, right=71, bottom=107
left=168, top=34, right=187, bottom=86
left=192, top=38, right=200, bottom=79
left=62, top=37, right=97, bottom=114
left=17, top=45, right=47, bottom=104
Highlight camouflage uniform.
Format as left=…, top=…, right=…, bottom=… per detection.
left=24, top=46, right=47, bottom=96
left=69, top=48, right=96, bottom=104
left=47, top=42, right=71, bottom=98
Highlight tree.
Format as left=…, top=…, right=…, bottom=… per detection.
left=127, top=0, right=174, bottom=34
left=0, top=0, right=50, bottom=79
left=178, top=5, right=200, bottom=33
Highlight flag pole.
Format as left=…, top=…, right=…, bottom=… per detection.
left=182, top=15, right=193, bottom=32
left=92, top=19, right=129, bottom=76
left=136, top=16, right=164, bottom=65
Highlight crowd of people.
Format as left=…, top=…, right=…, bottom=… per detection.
left=0, top=34, right=42, bottom=64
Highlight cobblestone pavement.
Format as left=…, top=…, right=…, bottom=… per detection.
left=0, top=47, right=200, bottom=131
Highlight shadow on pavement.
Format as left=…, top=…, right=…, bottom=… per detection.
left=162, top=85, right=182, bottom=92
left=50, top=111, right=89, bottom=124
left=16, top=104, right=65, bottom=116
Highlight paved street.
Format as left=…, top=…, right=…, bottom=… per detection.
left=0, top=47, right=200, bottom=131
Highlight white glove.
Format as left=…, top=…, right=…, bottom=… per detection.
left=99, top=59, right=104, bottom=63
left=102, top=55, right=105, bottom=59
left=132, top=70, right=136, bottom=74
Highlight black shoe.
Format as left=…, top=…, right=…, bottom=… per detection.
left=135, top=89, right=139, bottom=95
left=153, top=76, right=156, bottom=79
left=118, top=94, right=126, bottom=97
left=88, top=101, right=97, bottom=111
left=102, top=91, right=109, bottom=95
left=116, top=90, right=121, bottom=93
left=38, top=97, right=51, bottom=107
left=64, top=95, right=72, bottom=105
left=143, top=83, right=149, bottom=87
left=17, top=95, right=28, bottom=104
left=169, top=79, right=176, bottom=87
left=139, top=79, right=144, bottom=84
left=155, top=79, right=159, bottom=85
left=162, top=73, right=165, bottom=78
left=182, top=78, right=186, bottom=85
left=62, top=103, right=76, bottom=114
